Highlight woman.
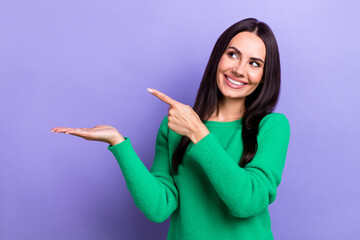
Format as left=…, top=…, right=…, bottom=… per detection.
left=51, top=18, right=290, bottom=239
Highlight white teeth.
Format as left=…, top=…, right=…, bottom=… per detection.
left=226, top=76, right=245, bottom=86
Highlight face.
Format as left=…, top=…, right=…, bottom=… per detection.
left=216, top=31, right=266, bottom=101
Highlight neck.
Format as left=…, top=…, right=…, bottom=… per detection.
left=211, top=97, right=245, bottom=121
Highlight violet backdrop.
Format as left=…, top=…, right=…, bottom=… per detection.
left=1, top=0, right=359, bottom=239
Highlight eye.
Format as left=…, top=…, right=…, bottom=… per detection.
left=250, top=61, right=260, bottom=67
left=227, top=52, right=238, bottom=59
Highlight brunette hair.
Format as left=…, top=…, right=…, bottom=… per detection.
left=171, top=18, right=281, bottom=175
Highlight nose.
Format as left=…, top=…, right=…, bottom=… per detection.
left=232, top=61, right=246, bottom=77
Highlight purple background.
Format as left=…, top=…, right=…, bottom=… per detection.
left=1, top=0, right=359, bottom=239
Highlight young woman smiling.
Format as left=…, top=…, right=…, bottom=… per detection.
left=51, top=18, right=290, bottom=239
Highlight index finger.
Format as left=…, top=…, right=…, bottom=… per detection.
left=147, top=88, right=179, bottom=106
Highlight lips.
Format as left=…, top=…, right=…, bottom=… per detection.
left=224, top=74, right=247, bottom=89
left=225, top=74, right=248, bottom=84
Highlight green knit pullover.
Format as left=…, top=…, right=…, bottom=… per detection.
left=107, top=112, right=290, bottom=240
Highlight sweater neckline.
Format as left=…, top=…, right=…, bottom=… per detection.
left=203, top=118, right=243, bottom=128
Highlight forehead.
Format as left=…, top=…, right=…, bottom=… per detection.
left=227, top=31, right=266, bottom=59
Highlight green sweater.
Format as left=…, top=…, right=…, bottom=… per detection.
left=107, top=112, right=290, bottom=239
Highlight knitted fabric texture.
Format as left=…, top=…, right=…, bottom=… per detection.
left=108, top=113, right=290, bottom=240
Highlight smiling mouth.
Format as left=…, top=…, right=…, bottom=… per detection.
left=225, top=75, right=247, bottom=86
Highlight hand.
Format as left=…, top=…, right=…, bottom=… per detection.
left=147, top=88, right=210, bottom=144
left=50, top=125, right=125, bottom=146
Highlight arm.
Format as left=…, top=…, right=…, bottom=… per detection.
left=107, top=116, right=179, bottom=223
left=187, top=113, right=290, bottom=218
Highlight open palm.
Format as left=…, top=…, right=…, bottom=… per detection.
left=51, top=125, right=124, bottom=144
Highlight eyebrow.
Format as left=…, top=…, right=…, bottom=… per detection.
left=228, top=46, right=265, bottom=63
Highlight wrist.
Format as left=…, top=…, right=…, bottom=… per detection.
left=189, top=123, right=210, bottom=145
left=108, top=135, right=125, bottom=146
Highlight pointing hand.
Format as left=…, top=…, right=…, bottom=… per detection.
left=147, top=88, right=209, bottom=143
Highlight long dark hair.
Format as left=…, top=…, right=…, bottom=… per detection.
left=171, top=18, right=281, bottom=175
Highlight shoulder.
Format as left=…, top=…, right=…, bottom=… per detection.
left=258, top=112, right=290, bottom=138
left=260, top=112, right=290, bottom=127
left=159, top=114, right=169, bottom=129
left=158, top=114, right=169, bottom=132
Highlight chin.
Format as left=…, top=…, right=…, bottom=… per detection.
left=220, top=90, right=244, bottom=100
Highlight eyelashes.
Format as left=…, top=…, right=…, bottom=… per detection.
left=228, top=52, right=238, bottom=59
left=250, top=61, right=260, bottom=67
left=227, top=52, right=261, bottom=68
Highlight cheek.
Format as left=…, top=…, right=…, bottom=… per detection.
left=217, top=56, right=229, bottom=72
left=216, top=63, right=223, bottom=75
left=216, top=59, right=226, bottom=84
left=248, top=70, right=263, bottom=83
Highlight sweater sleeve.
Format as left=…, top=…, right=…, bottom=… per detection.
left=107, top=116, right=179, bottom=223
left=186, top=113, right=290, bottom=218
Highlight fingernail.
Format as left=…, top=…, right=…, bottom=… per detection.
left=147, top=88, right=153, bottom=93
left=65, top=132, right=69, bottom=134
left=50, top=130, right=54, bottom=132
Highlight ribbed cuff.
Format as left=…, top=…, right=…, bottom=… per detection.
left=187, top=132, right=220, bottom=162
left=107, top=137, right=132, bottom=162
